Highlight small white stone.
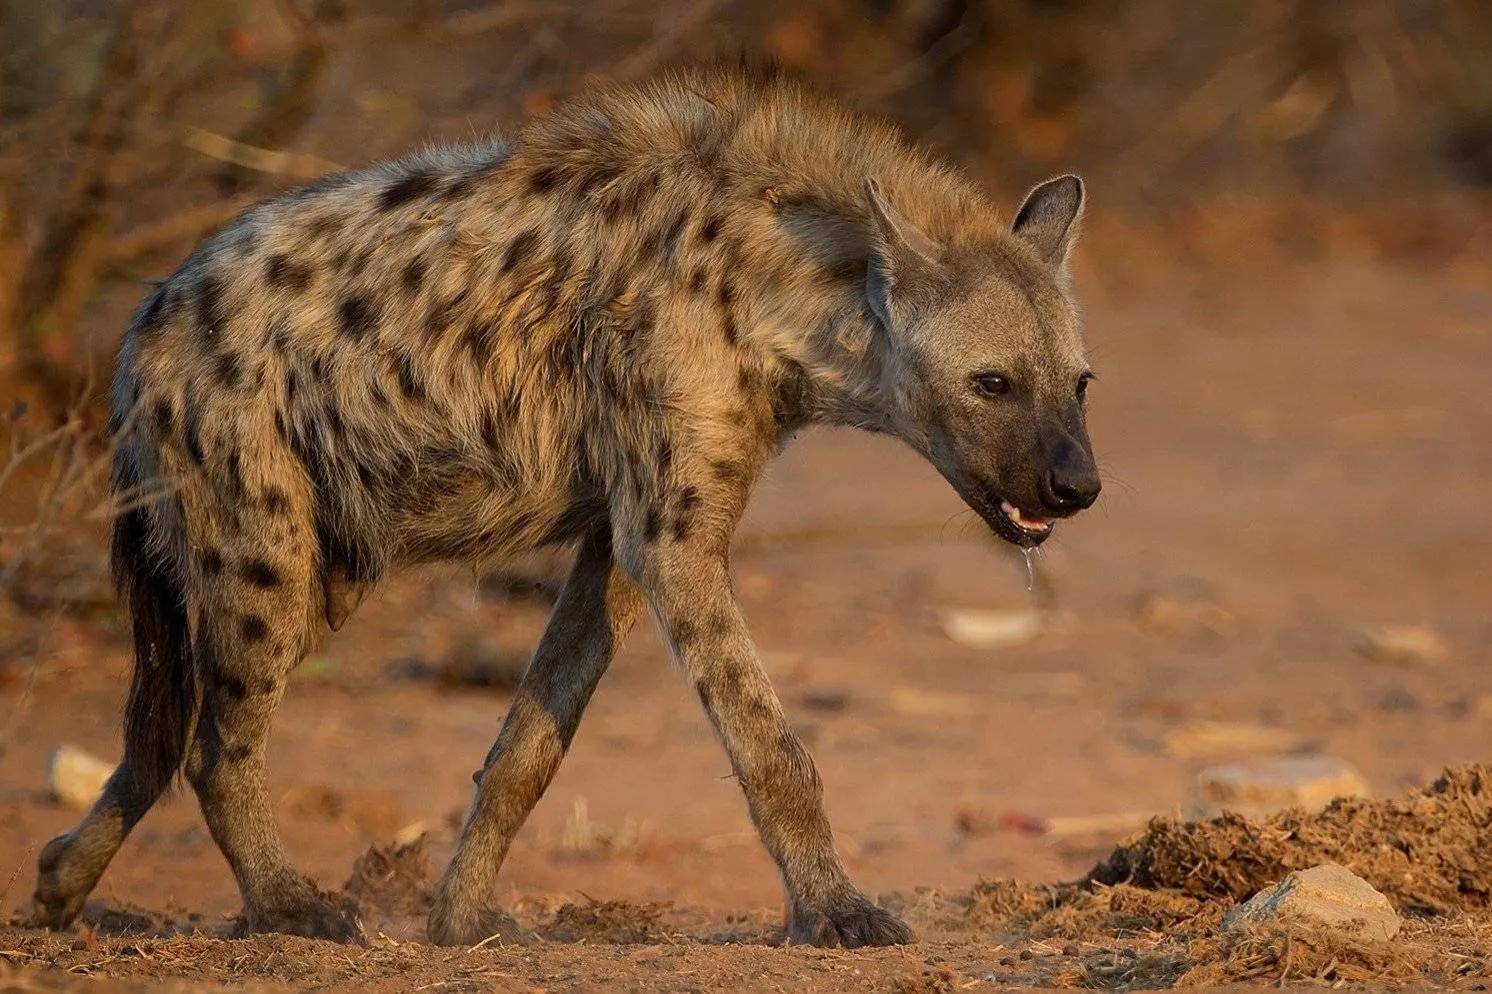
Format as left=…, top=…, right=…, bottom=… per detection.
left=1352, top=624, right=1447, bottom=666
left=1192, top=755, right=1368, bottom=816
left=941, top=608, right=1043, bottom=649
left=1224, top=863, right=1399, bottom=942
left=48, top=745, right=113, bottom=810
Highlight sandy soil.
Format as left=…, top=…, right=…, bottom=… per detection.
left=1, top=248, right=1489, bottom=990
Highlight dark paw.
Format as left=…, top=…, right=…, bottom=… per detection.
left=243, top=886, right=365, bottom=944
left=788, top=896, right=915, bottom=949
left=427, top=900, right=526, bottom=947
left=30, top=833, right=88, bottom=930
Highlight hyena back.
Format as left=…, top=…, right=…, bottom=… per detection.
left=34, top=66, right=1099, bottom=948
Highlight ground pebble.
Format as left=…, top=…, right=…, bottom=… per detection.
left=48, top=744, right=112, bottom=810
left=1223, top=863, right=1400, bottom=942
left=1191, top=755, right=1367, bottom=817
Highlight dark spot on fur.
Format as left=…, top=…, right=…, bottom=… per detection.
left=672, top=486, right=700, bottom=542
left=670, top=616, right=697, bottom=648
left=216, top=672, right=248, bottom=702
left=152, top=399, right=174, bottom=435
left=711, top=458, right=745, bottom=486
left=132, top=284, right=170, bottom=336
left=195, top=274, right=225, bottom=337
left=257, top=678, right=277, bottom=695
left=262, top=486, right=290, bottom=515
left=201, top=548, right=224, bottom=576
left=426, top=289, right=472, bottom=343
left=240, top=614, right=269, bottom=642
left=395, top=355, right=425, bottom=401
left=441, top=174, right=475, bottom=201
left=694, top=678, right=712, bottom=711
left=660, top=213, right=687, bottom=261
left=265, top=253, right=313, bottom=292
left=688, top=268, right=707, bottom=293
left=644, top=506, right=662, bottom=542
left=699, top=216, right=721, bottom=242
left=379, top=169, right=438, bottom=210
left=339, top=294, right=378, bottom=340
left=323, top=402, right=345, bottom=441
left=306, top=213, right=343, bottom=240
left=239, top=558, right=282, bottom=589
left=401, top=259, right=426, bottom=293
left=575, top=164, right=622, bottom=197
left=529, top=167, right=559, bottom=194
left=503, top=230, right=537, bottom=273
left=463, top=317, right=499, bottom=359
left=182, top=403, right=205, bottom=466
left=722, top=312, right=739, bottom=347
left=225, top=448, right=244, bottom=497
left=215, top=351, right=243, bottom=389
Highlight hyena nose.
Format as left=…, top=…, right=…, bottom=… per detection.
left=1044, top=465, right=1101, bottom=512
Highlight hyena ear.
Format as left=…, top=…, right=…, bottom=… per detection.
left=1011, top=174, right=1085, bottom=266
left=863, top=177, right=941, bottom=331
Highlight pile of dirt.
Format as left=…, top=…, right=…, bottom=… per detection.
left=342, top=837, right=431, bottom=918
left=1088, top=764, right=1492, bottom=914
left=966, top=765, right=1492, bottom=989
left=539, top=898, right=673, bottom=944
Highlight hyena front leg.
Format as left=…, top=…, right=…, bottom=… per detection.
left=427, top=528, right=642, bottom=945
left=617, top=491, right=914, bottom=949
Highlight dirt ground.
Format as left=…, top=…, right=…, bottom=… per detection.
left=1, top=243, right=1490, bottom=990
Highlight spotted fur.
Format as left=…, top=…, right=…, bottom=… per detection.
left=33, top=66, right=1097, bottom=950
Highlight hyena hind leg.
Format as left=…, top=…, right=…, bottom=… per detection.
left=32, top=765, right=172, bottom=930
left=183, top=501, right=362, bottom=943
left=32, top=500, right=190, bottom=930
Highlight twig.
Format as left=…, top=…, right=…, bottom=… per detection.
left=182, top=127, right=341, bottom=180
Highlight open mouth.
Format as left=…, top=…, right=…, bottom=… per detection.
left=988, top=498, right=1055, bottom=548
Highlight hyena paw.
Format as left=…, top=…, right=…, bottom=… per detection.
left=243, top=885, right=365, bottom=945
left=426, top=899, right=525, bottom=947
left=788, top=895, right=915, bottom=948
left=30, top=833, right=89, bottom=930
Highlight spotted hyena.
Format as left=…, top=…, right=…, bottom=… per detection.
left=33, top=66, right=1099, bottom=948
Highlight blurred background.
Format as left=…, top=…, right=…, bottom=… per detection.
left=1, top=0, right=1489, bottom=942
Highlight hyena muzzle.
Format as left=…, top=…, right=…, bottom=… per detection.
left=33, top=66, right=1098, bottom=948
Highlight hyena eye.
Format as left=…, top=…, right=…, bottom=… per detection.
left=970, top=372, right=1011, bottom=398
left=1076, top=371, right=1094, bottom=403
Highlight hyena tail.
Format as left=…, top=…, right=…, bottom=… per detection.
left=112, top=453, right=196, bottom=795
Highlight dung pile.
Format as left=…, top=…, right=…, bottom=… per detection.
left=343, top=837, right=431, bottom=918
left=966, top=765, right=1492, bottom=989
left=1088, top=765, right=1492, bottom=915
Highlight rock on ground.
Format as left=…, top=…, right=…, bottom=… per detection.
left=1223, top=863, right=1400, bottom=942
left=48, top=745, right=112, bottom=810
left=1192, top=755, right=1368, bottom=816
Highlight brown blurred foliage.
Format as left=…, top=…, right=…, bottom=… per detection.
left=1, top=0, right=1489, bottom=404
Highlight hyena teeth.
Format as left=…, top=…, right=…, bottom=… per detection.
left=1000, top=500, right=1051, bottom=532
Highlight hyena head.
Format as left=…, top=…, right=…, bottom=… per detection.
left=864, top=175, right=1098, bottom=548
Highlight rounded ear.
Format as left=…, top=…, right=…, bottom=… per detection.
left=1012, top=174, right=1084, bottom=265
left=863, top=177, right=941, bottom=331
